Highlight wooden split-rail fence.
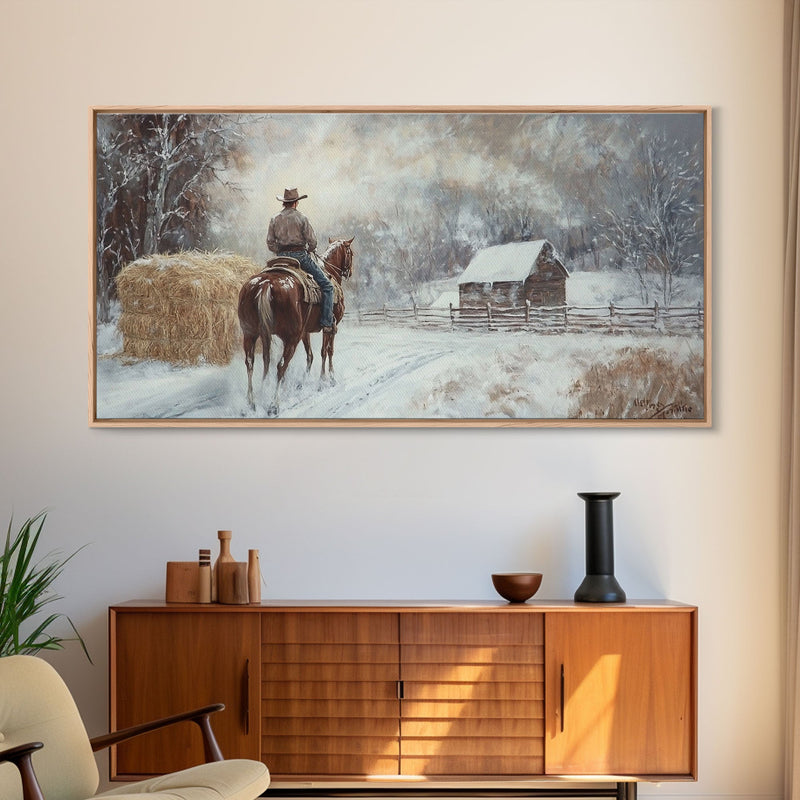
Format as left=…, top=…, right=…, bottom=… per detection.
left=355, top=300, right=704, bottom=334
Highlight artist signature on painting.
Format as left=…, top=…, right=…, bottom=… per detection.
left=633, top=397, right=694, bottom=419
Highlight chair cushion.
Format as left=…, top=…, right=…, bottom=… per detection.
left=93, top=759, right=270, bottom=800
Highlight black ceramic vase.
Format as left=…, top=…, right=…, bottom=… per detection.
left=574, top=491, right=627, bottom=603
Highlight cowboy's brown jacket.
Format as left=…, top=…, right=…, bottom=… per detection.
left=267, top=207, right=318, bottom=254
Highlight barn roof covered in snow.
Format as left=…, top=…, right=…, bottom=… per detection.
left=458, top=240, right=568, bottom=285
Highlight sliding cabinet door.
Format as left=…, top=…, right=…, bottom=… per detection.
left=545, top=610, right=696, bottom=778
left=111, top=610, right=261, bottom=778
left=400, top=612, right=545, bottom=776
left=261, top=611, right=400, bottom=777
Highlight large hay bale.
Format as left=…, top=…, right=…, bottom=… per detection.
left=115, top=251, right=260, bottom=365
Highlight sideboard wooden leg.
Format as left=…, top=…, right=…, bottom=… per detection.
left=616, top=782, right=637, bottom=800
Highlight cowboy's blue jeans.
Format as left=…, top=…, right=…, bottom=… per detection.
left=282, top=250, right=334, bottom=328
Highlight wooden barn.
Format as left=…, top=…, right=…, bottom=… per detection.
left=458, top=240, right=569, bottom=308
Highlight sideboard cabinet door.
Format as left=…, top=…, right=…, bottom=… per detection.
left=261, top=611, right=401, bottom=777
left=400, top=611, right=545, bottom=776
left=110, top=610, right=261, bottom=778
left=544, top=610, right=696, bottom=778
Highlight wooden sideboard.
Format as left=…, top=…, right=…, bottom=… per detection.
left=108, top=600, right=697, bottom=796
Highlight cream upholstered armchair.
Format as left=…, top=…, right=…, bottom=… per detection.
left=0, top=655, right=270, bottom=800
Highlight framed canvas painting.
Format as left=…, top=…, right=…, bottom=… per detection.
left=90, top=106, right=711, bottom=427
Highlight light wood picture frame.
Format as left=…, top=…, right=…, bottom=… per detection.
left=90, top=106, right=711, bottom=428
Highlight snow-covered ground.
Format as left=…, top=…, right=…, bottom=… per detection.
left=95, top=321, right=704, bottom=421
left=94, top=270, right=705, bottom=422
left=566, top=269, right=702, bottom=308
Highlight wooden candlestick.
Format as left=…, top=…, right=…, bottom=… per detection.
left=248, top=549, right=262, bottom=604
left=198, top=549, right=211, bottom=603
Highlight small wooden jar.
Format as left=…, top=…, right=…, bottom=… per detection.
left=217, top=561, right=249, bottom=604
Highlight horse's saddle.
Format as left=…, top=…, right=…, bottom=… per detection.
left=261, top=257, right=342, bottom=306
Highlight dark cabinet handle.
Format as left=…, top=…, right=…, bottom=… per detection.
left=559, top=664, right=565, bottom=733
left=243, top=658, right=250, bottom=735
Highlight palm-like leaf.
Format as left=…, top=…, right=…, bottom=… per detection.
left=0, top=511, right=91, bottom=661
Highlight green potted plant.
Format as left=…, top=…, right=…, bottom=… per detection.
left=0, top=510, right=91, bottom=661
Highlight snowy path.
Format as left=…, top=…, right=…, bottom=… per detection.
left=279, top=347, right=453, bottom=418
left=95, top=323, right=705, bottom=421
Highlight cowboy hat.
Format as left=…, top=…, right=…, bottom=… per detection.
left=277, top=187, right=308, bottom=204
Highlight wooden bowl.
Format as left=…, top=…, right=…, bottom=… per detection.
left=491, top=572, right=543, bottom=603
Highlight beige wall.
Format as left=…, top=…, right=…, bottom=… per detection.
left=0, top=1, right=785, bottom=797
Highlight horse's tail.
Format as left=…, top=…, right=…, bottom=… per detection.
left=257, top=283, right=274, bottom=336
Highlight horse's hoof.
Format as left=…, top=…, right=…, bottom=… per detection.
left=267, top=405, right=279, bottom=418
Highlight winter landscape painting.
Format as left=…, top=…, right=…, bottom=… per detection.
left=91, top=107, right=710, bottom=427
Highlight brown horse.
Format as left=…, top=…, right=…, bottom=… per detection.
left=237, top=237, right=354, bottom=416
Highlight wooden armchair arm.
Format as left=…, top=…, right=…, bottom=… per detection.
left=90, top=703, right=225, bottom=762
left=0, top=742, right=46, bottom=800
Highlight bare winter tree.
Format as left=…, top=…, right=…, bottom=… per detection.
left=602, top=134, right=703, bottom=306
left=364, top=204, right=436, bottom=306
left=95, top=123, right=142, bottom=322
left=136, top=114, right=245, bottom=253
left=94, top=113, right=247, bottom=321
left=337, top=182, right=483, bottom=307
left=483, top=196, right=537, bottom=245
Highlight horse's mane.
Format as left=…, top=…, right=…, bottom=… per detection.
left=322, top=239, right=345, bottom=259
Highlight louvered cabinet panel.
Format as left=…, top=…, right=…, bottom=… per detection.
left=261, top=612, right=400, bottom=777
left=399, top=612, right=545, bottom=776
